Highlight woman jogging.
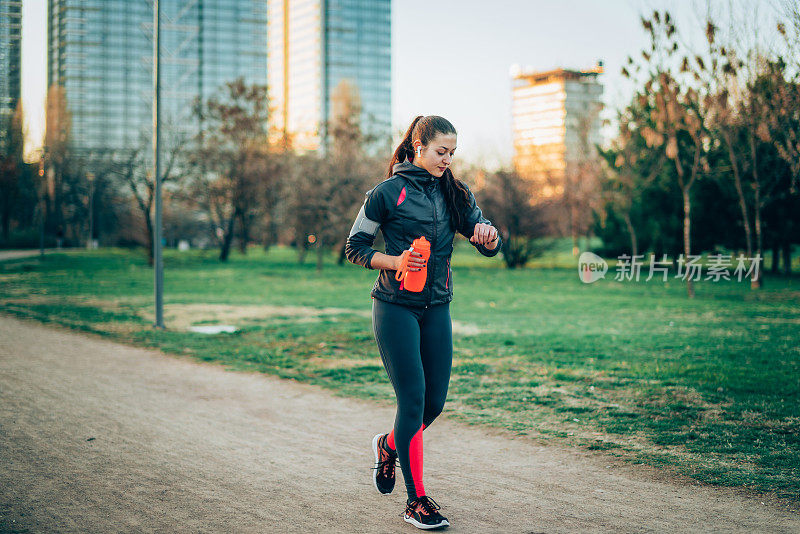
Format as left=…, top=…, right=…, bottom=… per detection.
left=345, top=115, right=501, bottom=530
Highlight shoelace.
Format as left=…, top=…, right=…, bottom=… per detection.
left=371, top=456, right=398, bottom=476
left=371, top=442, right=398, bottom=477
left=401, top=496, right=442, bottom=519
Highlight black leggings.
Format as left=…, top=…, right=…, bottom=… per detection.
left=371, top=298, right=453, bottom=500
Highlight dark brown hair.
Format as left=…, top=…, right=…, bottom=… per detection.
left=386, top=115, right=471, bottom=230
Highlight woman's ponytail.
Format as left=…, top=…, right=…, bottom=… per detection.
left=386, top=115, right=424, bottom=179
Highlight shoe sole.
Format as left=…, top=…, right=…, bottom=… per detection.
left=403, top=515, right=450, bottom=530
left=372, top=433, right=393, bottom=495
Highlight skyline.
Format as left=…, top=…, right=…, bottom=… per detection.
left=45, top=0, right=268, bottom=155
left=267, top=0, right=392, bottom=151
left=21, top=0, right=785, bottom=166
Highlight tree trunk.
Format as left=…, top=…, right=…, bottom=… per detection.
left=623, top=211, right=638, bottom=257
left=44, top=186, right=53, bottom=236
left=772, top=245, right=780, bottom=274
left=571, top=206, right=579, bottom=257
left=316, top=241, right=325, bottom=272
left=724, top=134, right=753, bottom=259
left=673, top=139, right=700, bottom=299
left=57, top=169, right=68, bottom=243
left=584, top=225, right=594, bottom=253
left=263, top=218, right=278, bottom=253
left=0, top=164, right=16, bottom=242
left=337, top=241, right=347, bottom=265
left=297, top=242, right=307, bottom=264
left=782, top=241, right=791, bottom=276
left=502, top=236, right=528, bottom=269
left=751, top=136, right=762, bottom=289
left=1, top=200, right=10, bottom=241
left=682, top=187, right=694, bottom=298
left=237, top=211, right=249, bottom=255
left=219, top=211, right=236, bottom=262
left=53, top=169, right=64, bottom=238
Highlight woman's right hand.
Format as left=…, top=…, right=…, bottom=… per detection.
left=398, top=250, right=426, bottom=272
left=369, top=251, right=427, bottom=271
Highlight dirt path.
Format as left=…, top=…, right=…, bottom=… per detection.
left=0, top=249, right=67, bottom=262
left=0, top=314, right=797, bottom=533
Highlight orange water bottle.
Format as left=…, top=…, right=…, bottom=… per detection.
left=395, top=236, right=431, bottom=292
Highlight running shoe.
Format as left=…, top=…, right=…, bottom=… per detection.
left=371, top=433, right=397, bottom=494
left=401, top=495, right=450, bottom=530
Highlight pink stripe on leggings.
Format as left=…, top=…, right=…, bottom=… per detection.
left=386, top=423, right=426, bottom=452
left=409, top=424, right=425, bottom=497
left=387, top=423, right=428, bottom=497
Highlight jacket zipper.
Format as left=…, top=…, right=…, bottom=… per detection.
left=446, top=257, right=450, bottom=289
left=425, top=181, right=437, bottom=307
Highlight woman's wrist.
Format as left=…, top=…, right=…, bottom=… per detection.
left=370, top=251, right=401, bottom=271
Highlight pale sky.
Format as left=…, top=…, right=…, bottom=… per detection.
left=21, top=0, right=783, bottom=165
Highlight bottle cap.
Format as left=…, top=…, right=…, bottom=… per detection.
left=413, top=236, right=430, bottom=250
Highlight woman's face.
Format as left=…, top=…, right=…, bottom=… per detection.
left=413, top=133, right=457, bottom=178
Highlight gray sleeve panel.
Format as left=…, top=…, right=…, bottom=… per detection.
left=348, top=204, right=381, bottom=237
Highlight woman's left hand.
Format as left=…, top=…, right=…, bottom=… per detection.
left=470, top=223, right=499, bottom=248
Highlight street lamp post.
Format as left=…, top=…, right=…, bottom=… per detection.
left=38, top=153, right=46, bottom=257
left=86, top=172, right=95, bottom=250
left=153, top=0, right=164, bottom=329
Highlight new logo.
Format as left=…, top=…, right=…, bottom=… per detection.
left=578, top=252, right=608, bottom=284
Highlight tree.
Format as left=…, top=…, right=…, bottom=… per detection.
left=626, top=11, right=710, bottom=298
left=287, top=80, right=378, bottom=271
left=697, top=19, right=759, bottom=285
left=749, top=61, right=799, bottom=276
left=44, top=85, right=72, bottom=241
left=42, top=85, right=102, bottom=248
left=564, top=102, right=604, bottom=256
left=477, top=169, right=551, bottom=268
left=107, top=130, right=184, bottom=265
left=190, top=79, right=272, bottom=261
left=253, top=148, right=286, bottom=253
left=598, top=99, right=667, bottom=258
left=601, top=6, right=799, bottom=284
left=773, top=5, right=800, bottom=195
left=685, top=9, right=799, bottom=283
left=0, top=101, right=24, bottom=243
left=326, top=80, right=382, bottom=266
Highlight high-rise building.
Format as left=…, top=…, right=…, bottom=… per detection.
left=511, top=63, right=603, bottom=200
left=0, top=0, right=22, bottom=127
left=47, top=0, right=267, bottom=155
left=267, top=0, right=391, bottom=151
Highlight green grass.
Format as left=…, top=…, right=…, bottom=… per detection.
left=1, top=243, right=798, bottom=501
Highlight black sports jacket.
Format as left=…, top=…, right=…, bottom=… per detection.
left=345, top=161, right=501, bottom=308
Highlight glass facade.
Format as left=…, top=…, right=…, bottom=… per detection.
left=267, top=0, right=391, bottom=151
left=47, top=0, right=267, bottom=155
left=324, top=0, right=391, bottom=145
left=512, top=65, right=603, bottom=199
left=267, top=0, right=323, bottom=150
left=0, top=0, right=21, bottom=125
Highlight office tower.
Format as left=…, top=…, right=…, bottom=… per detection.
left=0, top=0, right=22, bottom=129
left=47, top=0, right=267, bottom=155
left=511, top=63, right=603, bottom=200
left=267, top=0, right=391, bottom=151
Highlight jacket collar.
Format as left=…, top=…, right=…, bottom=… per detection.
left=392, top=160, right=439, bottom=187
